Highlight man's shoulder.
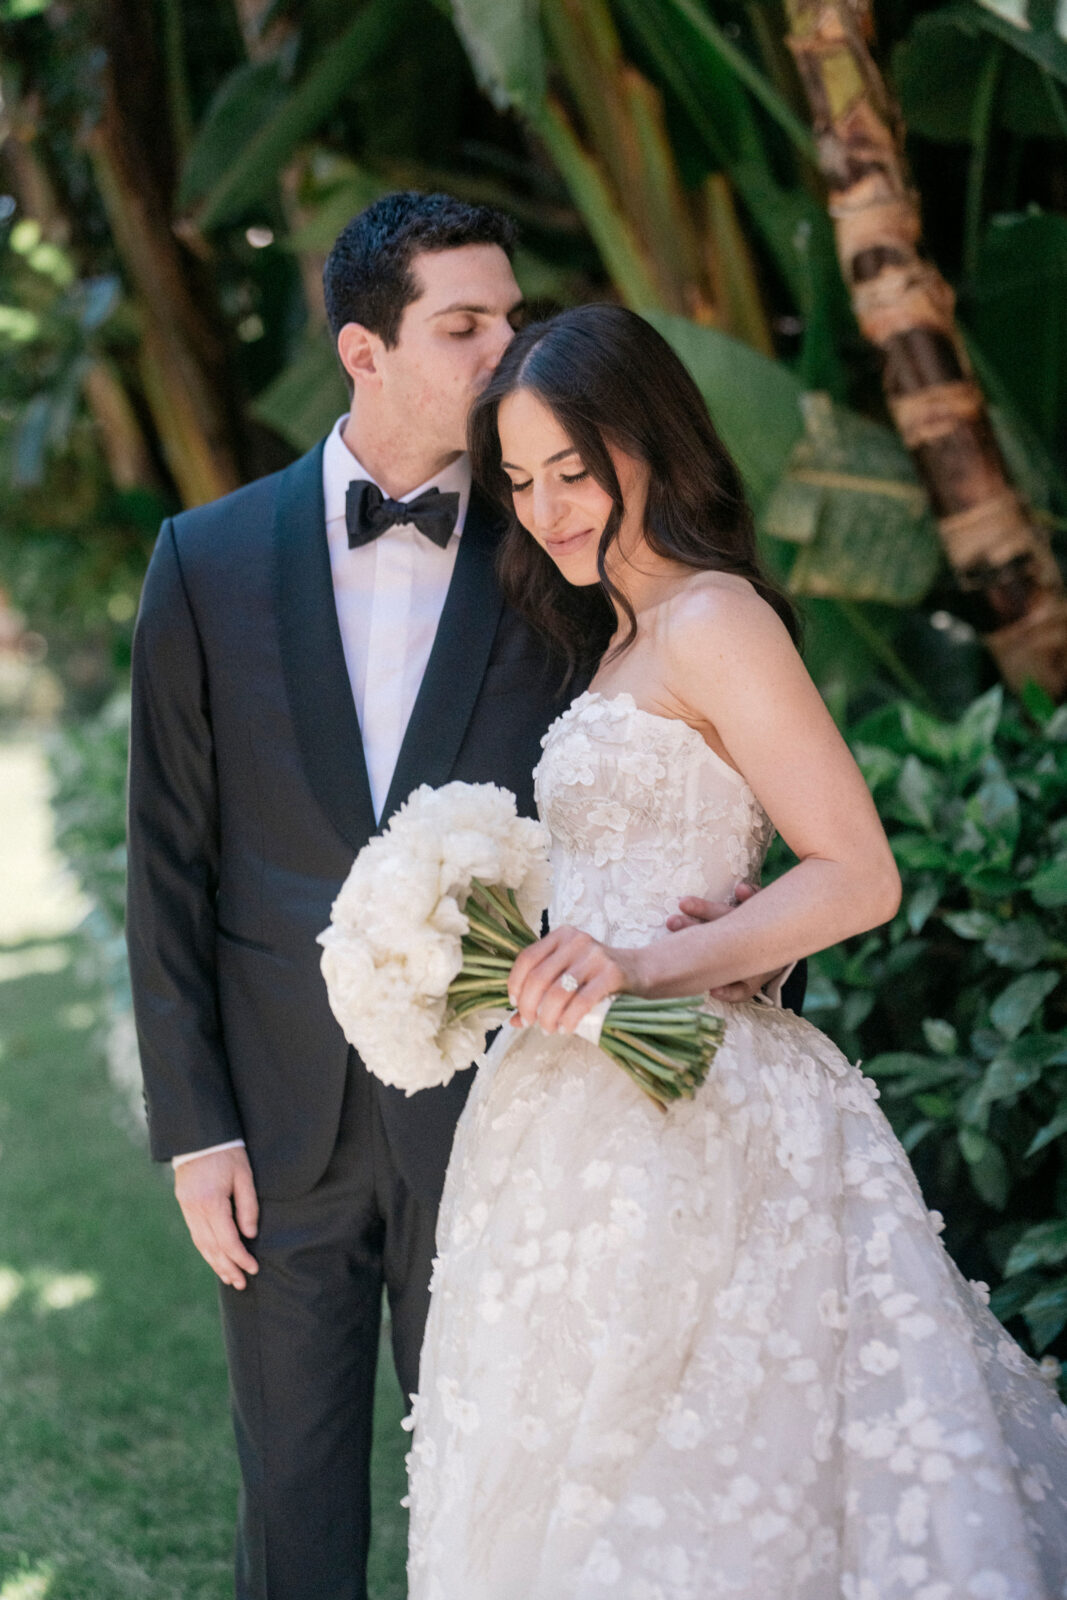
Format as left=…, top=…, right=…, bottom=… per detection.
left=169, top=457, right=300, bottom=547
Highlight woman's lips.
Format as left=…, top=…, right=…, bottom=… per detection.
left=544, top=528, right=594, bottom=556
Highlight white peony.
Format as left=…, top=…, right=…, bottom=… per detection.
left=318, top=782, right=550, bottom=1094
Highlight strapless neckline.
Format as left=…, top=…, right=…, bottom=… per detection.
left=570, top=689, right=750, bottom=792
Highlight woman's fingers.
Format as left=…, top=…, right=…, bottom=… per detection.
left=554, top=956, right=624, bottom=1034
left=508, top=927, right=600, bottom=1029
left=508, top=928, right=625, bottom=1034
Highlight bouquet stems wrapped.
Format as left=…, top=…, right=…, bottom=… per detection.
left=455, top=881, right=723, bottom=1110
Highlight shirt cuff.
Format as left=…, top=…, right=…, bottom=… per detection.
left=172, top=1139, right=246, bottom=1170
left=761, top=962, right=796, bottom=1008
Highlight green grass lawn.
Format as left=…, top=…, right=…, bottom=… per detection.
left=0, top=935, right=408, bottom=1600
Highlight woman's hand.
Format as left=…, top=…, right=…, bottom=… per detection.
left=507, top=925, right=633, bottom=1034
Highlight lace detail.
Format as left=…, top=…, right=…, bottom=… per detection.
left=408, top=693, right=1067, bottom=1599
left=536, top=691, right=774, bottom=948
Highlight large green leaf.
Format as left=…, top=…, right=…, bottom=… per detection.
left=894, top=22, right=1067, bottom=140
left=187, top=0, right=408, bottom=232
left=178, top=60, right=287, bottom=211
left=908, top=1, right=1067, bottom=88
left=964, top=213, right=1067, bottom=458
left=761, top=395, right=941, bottom=606
left=284, top=172, right=393, bottom=253
left=447, top=0, right=545, bottom=113
left=250, top=332, right=348, bottom=453
left=643, top=312, right=803, bottom=508
left=614, top=0, right=836, bottom=317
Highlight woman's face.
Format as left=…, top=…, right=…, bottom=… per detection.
left=497, top=388, right=648, bottom=588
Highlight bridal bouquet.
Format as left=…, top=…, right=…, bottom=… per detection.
left=318, top=782, right=724, bottom=1109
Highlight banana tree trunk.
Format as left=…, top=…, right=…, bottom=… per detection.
left=784, top=0, right=1067, bottom=698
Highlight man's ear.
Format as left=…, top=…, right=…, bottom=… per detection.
left=337, top=322, right=382, bottom=390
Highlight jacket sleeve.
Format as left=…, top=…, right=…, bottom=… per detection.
left=125, top=518, right=243, bottom=1161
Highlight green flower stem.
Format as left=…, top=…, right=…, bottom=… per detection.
left=470, top=879, right=536, bottom=942
left=445, top=881, right=725, bottom=1111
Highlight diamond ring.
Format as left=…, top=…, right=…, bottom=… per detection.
left=559, top=972, right=580, bottom=993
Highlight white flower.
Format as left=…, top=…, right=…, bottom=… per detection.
left=585, top=1540, right=621, bottom=1585
left=865, top=1231, right=892, bottom=1266
left=319, top=782, right=551, bottom=1093
left=624, top=1494, right=666, bottom=1529
left=659, top=1402, right=704, bottom=1449
left=558, top=1482, right=613, bottom=1526
left=750, top=1511, right=789, bottom=1545
left=859, top=1340, right=901, bottom=1376
left=896, top=1485, right=929, bottom=1546
left=581, top=1160, right=613, bottom=1189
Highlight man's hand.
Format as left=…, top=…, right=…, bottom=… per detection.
left=665, top=882, right=780, bottom=1003
left=174, top=1147, right=260, bottom=1290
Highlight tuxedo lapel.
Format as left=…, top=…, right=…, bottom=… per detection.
left=380, top=489, right=505, bottom=824
left=274, top=443, right=377, bottom=852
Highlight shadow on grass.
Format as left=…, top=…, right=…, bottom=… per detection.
left=0, top=937, right=408, bottom=1600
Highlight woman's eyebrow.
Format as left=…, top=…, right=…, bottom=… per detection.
left=501, top=448, right=580, bottom=470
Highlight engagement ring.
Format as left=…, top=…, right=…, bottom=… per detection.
left=559, top=972, right=580, bottom=992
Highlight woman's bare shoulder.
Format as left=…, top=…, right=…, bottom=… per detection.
left=660, top=571, right=793, bottom=662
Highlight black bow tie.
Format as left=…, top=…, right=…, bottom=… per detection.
left=345, top=479, right=459, bottom=551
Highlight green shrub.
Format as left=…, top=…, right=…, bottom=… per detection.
left=808, top=686, right=1067, bottom=1365
left=48, top=694, right=129, bottom=935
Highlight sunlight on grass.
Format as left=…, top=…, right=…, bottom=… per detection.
left=0, top=1565, right=54, bottom=1599
left=57, top=1002, right=97, bottom=1031
left=0, top=1266, right=99, bottom=1316
left=34, top=1271, right=98, bottom=1312
left=0, top=945, right=70, bottom=983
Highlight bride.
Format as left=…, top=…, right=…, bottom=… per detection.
left=405, top=304, right=1067, bottom=1598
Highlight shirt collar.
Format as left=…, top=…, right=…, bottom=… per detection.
left=322, top=415, right=471, bottom=539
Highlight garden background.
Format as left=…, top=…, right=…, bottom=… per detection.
left=1, top=0, right=1066, bottom=1594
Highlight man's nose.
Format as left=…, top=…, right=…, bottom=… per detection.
left=486, top=317, right=516, bottom=371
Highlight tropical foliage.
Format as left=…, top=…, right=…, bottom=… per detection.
left=803, top=685, right=1067, bottom=1369
left=0, top=0, right=1064, bottom=706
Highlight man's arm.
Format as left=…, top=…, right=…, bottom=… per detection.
left=666, top=884, right=802, bottom=1006
left=126, top=519, right=258, bottom=1288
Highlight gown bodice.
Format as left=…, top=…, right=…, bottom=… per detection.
left=535, top=691, right=774, bottom=946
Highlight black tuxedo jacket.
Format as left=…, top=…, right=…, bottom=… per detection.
left=126, top=441, right=573, bottom=1202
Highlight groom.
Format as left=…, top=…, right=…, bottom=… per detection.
left=126, top=190, right=802, bottom=1599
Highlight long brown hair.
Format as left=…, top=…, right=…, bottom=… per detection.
left=468, top=303, right=799, bottom=679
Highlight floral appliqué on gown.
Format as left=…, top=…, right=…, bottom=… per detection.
left=406, top=691, right=1067, bottom=1600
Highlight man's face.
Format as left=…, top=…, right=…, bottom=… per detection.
left=376, top=244, right=524, bottom=458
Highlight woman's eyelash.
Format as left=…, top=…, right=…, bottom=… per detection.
left=507, top=470, right=588, bottom=494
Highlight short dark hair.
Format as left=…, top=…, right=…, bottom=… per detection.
left=469, top=303, right=799, bottom=681
left=322, top=190, right=518, bottom=348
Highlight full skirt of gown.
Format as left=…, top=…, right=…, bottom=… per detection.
left=406, top=691, right=1067, bottom=1599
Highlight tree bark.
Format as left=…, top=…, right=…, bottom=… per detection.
left=86, top=0, right=244, bottom=507
left=784, top=0, right=1067, bottom=698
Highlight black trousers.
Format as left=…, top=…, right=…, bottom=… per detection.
left=219, top=1059, right=440, bottom=1600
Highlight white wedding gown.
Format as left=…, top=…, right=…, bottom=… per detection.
left=406, top=691, right=1067, bottom=1599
